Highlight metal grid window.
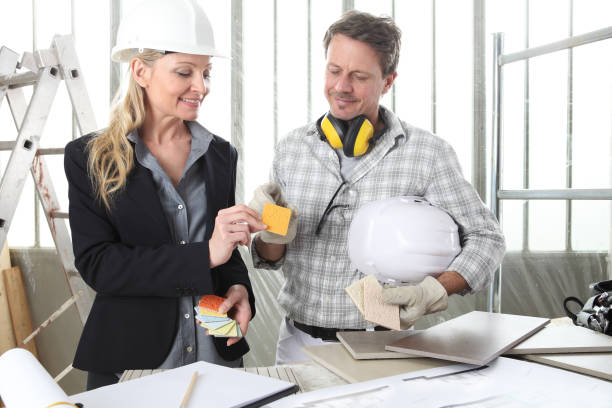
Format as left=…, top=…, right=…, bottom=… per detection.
left=490, top=0, right=612, bottom=254
left=1, top=0, right=610, bottom=290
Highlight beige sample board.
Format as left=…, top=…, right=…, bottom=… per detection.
left=3, top=267, right=37, bottom=358
left=386, top=311, right=549, bottom=365
left=524, top=353, right=612, bottom=381
left=345, top=276, right=400, bottom=330
left=337, top=330, right=421, bottom=359
left=344, top=279, right=364, bottom=315
left=363, top=275, right=400, bottom=330
left=0, top=241, right=16, bottom=355
left=302, top=343, right=454, bottom=383
left=505, top=323, right=612, bottom=355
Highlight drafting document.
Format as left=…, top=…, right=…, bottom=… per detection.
left=69, top=361, right=298, bottom=407
left=264, top=357, right=612, bottom=407
left=264, top=363, right=475, bottom=407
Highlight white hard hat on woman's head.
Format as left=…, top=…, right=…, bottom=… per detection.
left=348, top=196, right=461, bottom=284
left=111, top=0, right=226, bottom=62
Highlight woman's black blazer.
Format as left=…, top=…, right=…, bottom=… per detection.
left=64, top=130, right=255, bottom=373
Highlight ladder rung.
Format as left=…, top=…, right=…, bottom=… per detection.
left=52, top=212, right=69, bottom=219
left=498, top=189, right=612, bottom=200
left=38, top=148, right=65, bottom=155
left=0, top=71, right=40, bottom=88
left=0, top=141, right=16, bottom=151
left=0, top=143, right=65, bottom=154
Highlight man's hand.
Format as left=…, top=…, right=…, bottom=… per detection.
left=218, top=284, right=252, bottom=346
left=381, top=276, right=449, bottom=329
left=248, top=183, right=298, bottom=244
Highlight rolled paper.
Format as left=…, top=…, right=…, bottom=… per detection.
left=0, top=348, right=67, bottom=407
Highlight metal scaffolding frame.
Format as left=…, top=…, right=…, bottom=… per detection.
left=489, top=25, right=612, bottom=312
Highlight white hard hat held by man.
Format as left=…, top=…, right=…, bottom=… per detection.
left=249, top=10, right=506, bottom=364
left=348, top=196, right=462, bottom=285
left=348, top=196, right=462, bottom=329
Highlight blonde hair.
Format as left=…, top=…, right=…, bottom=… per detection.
left=87, top=50, right=164, bottom=210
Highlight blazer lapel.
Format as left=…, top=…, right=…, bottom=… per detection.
left=202, top=139, right=232, bottom=239
left=125, top=162, right=168, bottom=228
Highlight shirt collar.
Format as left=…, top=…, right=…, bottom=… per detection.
left=377, top=105, right=406, bottom=141
left=306, top=105, right=406, bottom=141
left=127, top=120, right=213, bottom=166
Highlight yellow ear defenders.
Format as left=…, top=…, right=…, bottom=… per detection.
left=316, top=112, right=375, bottom=157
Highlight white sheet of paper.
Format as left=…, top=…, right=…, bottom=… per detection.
left=266, top=363, right=476, bottom=407
left=267, top=356, right=612, bottom=407
left=69, top=361, right=296, bottom=407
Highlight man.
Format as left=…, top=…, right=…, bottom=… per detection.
left=249, top=10, right=505, bottom=364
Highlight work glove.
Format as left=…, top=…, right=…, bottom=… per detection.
left=248, top=182, right=299, bottom=244
left=381, top=276, right=448, bottom=329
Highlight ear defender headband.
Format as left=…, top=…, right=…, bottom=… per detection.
left=316, top=112, right=375, bottom=157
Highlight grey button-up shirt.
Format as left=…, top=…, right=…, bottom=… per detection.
left=128, top=121, right=241, bottom=369
left=252, top=106, right=505, bottom=329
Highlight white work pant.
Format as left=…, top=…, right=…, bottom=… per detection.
left=275, top=317, right=337, bottom=365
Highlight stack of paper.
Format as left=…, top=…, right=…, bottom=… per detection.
left=194, top=295, right=242, bottom=337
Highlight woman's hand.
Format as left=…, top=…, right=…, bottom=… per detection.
left=218, top=284, right=252, bottom=346
left=209, top=204, right=267, bottom=268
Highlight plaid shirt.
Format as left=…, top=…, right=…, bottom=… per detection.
left=253, top=107, right=505, bottom=329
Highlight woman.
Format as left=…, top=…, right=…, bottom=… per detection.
left=64, top=0, right=266, bottom=390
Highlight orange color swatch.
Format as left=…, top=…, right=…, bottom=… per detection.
left=198, top=295, right=226, bottom=312
left=262, top=203, right=292, bottom=236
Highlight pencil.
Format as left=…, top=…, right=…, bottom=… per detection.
left=179, top=371, right=198, bottom=408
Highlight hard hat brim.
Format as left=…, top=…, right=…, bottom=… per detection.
left=111, top=44, right=229, bottom=62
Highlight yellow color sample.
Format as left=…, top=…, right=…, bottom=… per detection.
left=262, top=202, right=292, bottom=236
left=216, top=323, right=238, bottom=337
left=210, top=320, right=236, bottom=336
left=198, top=308, right=227, bottom=318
